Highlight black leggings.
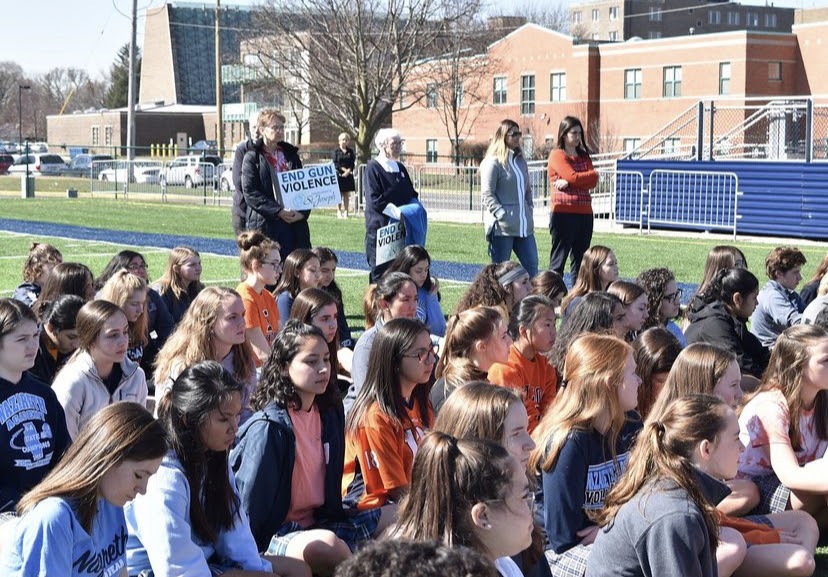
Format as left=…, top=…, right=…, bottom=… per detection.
left=549, top=212, right=593, bottom=281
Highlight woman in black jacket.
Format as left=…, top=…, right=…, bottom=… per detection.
left=685, top=267, right=769, bottom=381
left=242, top=108, right=311, bottom=261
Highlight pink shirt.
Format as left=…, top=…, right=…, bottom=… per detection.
left=738, top=389, right=828, bottom=478
left=286, top=405, right=326, bottom=527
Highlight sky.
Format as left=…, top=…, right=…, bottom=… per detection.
left=2, top=0, right=827, bottom=77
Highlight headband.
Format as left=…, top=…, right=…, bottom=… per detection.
left=498, top=266, right=528, bottom=287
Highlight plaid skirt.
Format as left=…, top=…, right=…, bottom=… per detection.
left=751, top=473, right=791, bottom=515
left=544, top=544, right=591, bottom=577
left=266, top=508, right=381, bottom=556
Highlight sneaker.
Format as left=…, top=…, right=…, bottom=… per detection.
left=336, top=210, right=343, bottom=219
left=343, top=211, right=349, bottom=219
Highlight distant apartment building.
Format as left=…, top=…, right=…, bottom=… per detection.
left=568, top=0, right=794, bottom=41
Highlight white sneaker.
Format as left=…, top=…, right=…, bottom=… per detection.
left=336, top=210, right=343, bottom=219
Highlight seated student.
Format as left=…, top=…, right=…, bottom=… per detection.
left=531, top=270, right=568, bottom=311
left=391, top=433, right=535, bottom=577
left=560, top=246, right=619, bottom=320
left=547, top=292, right=625, bottom=379
left=126, top=361, right=310, bottom=577
left=531, top=334, right=642, bottom=577
left=273, top=249, right=321, bottom=330
left=290, top=288, right=351, bottom=383
left=687, top=245, right=749, bottom=315
left=344, top=272, right=418, bottom=413
left=153, top=246, right=204, bottom=325
left=589, top=394, right=818, bottom=577
left=232, top=322, right=368, bottom=576
left=0, top=403, right=167, bottom=577
left=799, top=252, right=828, bottom=307
left=96, top=250, right=175, bottom=382
left=685, top=267, right=769, bottom=381
left=386, top=246, right=446, bottom=337
left=335, top=539, right=499, bottom=577
left=453, top=262, right=532, bottom=317
left=52, top=300, right=147, bottom=439
left=814, top=307, right=828, bottom=330
left=737, top=325, right=828, bottom=523
left=802, top=274, right=828, bottom=325
left=649, top=343, right=757, bottom=516
left=636, top=267, right=686, bottom=346
left=36, top=262, right=96, bottom=310
left=29, top=294, right=83, bottom=385
left=607, top=280, right=648, bottom=342
left=154, top=287, right=257, bottom=424
left=434, top=383, right=550, bottom=577
left=314, top=247, right=354, bottom=350
left=430, top=306, right=511, bottom=415
left=343, top=319, right=434, bottom=515
left=750, top=246, right=807, bottom=349
left=99, top=270, right=148, bottom=366
left=12, top=242, right=62, bottom=308
left=488, top=296, right=558, bottom=433
left=0, top=299, right=71, bottom=514
left=632, top=327, right=682, bottom=420
left=236, top=231, right=282, bottom=364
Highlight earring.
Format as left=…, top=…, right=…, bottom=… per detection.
left=482, top=522, right=491, bottom=529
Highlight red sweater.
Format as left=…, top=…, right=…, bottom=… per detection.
left=547, top=148, right=599, bottom=215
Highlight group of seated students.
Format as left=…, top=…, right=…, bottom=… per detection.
left=2, top=235, right=828, bottom=577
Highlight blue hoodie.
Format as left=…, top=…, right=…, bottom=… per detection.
left=0, top=497, right=127, bottom=577
left=125, top=451, right=270, bottom=577
left=416, top=286, right=446, bottom=337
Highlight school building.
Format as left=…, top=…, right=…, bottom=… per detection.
left=391, top=20, right=828, bottom=163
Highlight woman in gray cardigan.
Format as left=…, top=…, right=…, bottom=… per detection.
left=480, top=119, right=538, bottom=278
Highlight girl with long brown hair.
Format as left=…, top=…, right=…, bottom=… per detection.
left=632, top=327, right=682, bottom=420
left=153, top=246, right=204, bottom=325
left=560, top=246, right=619, bottom=319
left=290, top=287, right=351, bottom=382
left=273, top=249, right=321, bottom=329
left=12, top=242, right=62, bottom=308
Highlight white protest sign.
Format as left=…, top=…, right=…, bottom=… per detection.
left=376, top=222, right=405, bottom=265
left=277, top=162, right=342, bottom=210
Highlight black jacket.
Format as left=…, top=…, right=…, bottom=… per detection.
left=685, top=300, right=769, bottom=378
left=232, top=138, right=256, bottom=220
left=241, top=140, right=311, bottom=259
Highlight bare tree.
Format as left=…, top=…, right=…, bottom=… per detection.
left=252, top=0, right=481, bottom=162
left=508, top=2, right=569, bottom=33
left=39, top=67, right=107, bottom=113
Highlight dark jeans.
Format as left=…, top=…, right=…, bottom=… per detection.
left=549, top=212, right=593, bottom=282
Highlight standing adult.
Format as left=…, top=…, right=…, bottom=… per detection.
left=332, top=132, right=356, bottom=219
left=481, top=119, right=538, bottom=278
left=231, top=111, right=259, bottom=237
left=242, top=108, right=311, bottom=262
left=363, top=128, right=418, bottom=282
left=547, top=116, right=599, bottom=281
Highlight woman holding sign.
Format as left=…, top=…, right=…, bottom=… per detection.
left=363, top=128, right=418, bottom=282
left=242, top=108, right=311, bottom=262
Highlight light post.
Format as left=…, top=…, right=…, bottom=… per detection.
left=18, top=84, right=31, bottom=148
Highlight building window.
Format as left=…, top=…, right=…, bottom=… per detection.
left=399, top=84, right=406, bottom=107
left=663, top=66, right=682, bottom=97
left=747, top=12, right=759, bottom=27
left=426, top=83, right=437, bottom=108
left=592, top=8, right=599, bottom=21
left=572, top=11, right=582, bottom=23
left=104, top=126, right=113, bottom=146
left=453, top=82, right=464, bottom=108
left=624, top=138, right=641, bottom=157
left=550, top=72, right=566, bottom=102
left=520, top=74, right=535, bottom=115
left=765, top=13, right=777, bottom=28
left=649, top=7, right=662, bottom=21
left=493, top=77, right=507, bottom=104
left=709, top=10, right=721, bottom=25
left=727, top=11, right=739, bottom=25
left=592, top=32, right=600, bottom=40
left=719, top=62, right=731, bottom=95
left=648, top=31, right=662, bottom=39
left=522, top=135, right=534, bottom=156
left=91, top=126, right=100, bottom=146
left=426, top=139, right=438, bottom=163
left=662, top=138, right=680, bottom=156
left=768, top=61, right=782, bottom=81
left=609, top=6, right=618, bottom=21
left=609, top=31, right=618, bottom=41
left=624, top=68, right=642, bottom=100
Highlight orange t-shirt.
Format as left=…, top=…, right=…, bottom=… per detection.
left=286, top=406, right=326, bottom=527
left=488, top=344, right=559, bottom=433
left=342, top=399, right=432, bottom=511
left=236, top=283, right=279, bottom=347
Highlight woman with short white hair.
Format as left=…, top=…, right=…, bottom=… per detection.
left=363, top=129, right=418, bottom=281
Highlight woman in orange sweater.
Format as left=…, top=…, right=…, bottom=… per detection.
left=547, top=116, right=599, bottom=281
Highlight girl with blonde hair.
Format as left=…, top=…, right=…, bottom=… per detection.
left=100, top=269, right=148, bottom=365
left=153, top=246, right=204, bottom=324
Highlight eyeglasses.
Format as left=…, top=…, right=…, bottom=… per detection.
left=507, top=131, right=522, bottom=138
left=403, top=347, right=437, bottom=363
left=261, top=260, right=282, bottom=269
left=127, top=263, right=148, bottom=272
left=488, top=491, right=536, bottom=512
left=662, top=288, right=683, bottom=303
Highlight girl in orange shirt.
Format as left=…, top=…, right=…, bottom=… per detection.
left=236, top=231, right=282, bottom=364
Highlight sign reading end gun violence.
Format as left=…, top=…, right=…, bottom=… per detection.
left=277, top=162, right=341, bottom=211
left=376, top=222, right=405, bottom=265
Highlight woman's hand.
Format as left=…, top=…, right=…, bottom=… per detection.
left=554, top=178, right=569, bottom=190
left=279, top=209, right=302, bottom=223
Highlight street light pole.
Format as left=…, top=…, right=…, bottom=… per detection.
left=18, top=84, right=31, bottom=147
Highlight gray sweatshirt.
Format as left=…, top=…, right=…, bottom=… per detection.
left=481, top=149, right=534, bottom=239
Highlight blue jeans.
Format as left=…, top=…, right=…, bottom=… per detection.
left=488, top=234, right=539, bottom=278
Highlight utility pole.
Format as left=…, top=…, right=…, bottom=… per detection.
left=216, top=0, right=223, bottom=155
left=126, top=0, right=138, bottom=161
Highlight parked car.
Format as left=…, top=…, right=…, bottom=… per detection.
left=164, top=155, right=221, bottom=188
left=190, top=140, right=218, bottom=153
left=0, top=154, right=13, bottom=174
left=63, top=154, right=114, bottom=178
left=98, top=163, right=162, bottom=184
left=219, top=167, right=233, bottom=192
left=8, top=153, right=67, bottom=175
